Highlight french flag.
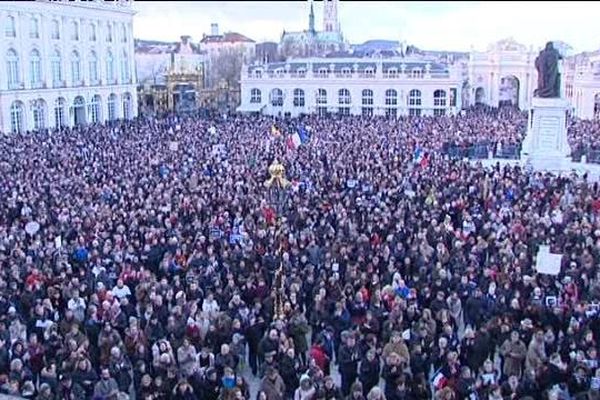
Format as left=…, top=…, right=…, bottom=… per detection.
left=432, top=371, right=448, bottom=390
left=287, top=132, right=302, bottom=151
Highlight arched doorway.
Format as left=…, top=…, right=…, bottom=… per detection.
left=594, top=93, right=600, bottom=119
left=475, top=87, right=485, bottom=105
left=499, top=76, right=520, bottom=107
left=73, top=96, right=86, bottom=126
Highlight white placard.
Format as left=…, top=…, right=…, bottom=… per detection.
left=169, top=141, right=179, bottom=151
left=54, top=236, right=62, bottom=249
left=175, top=124, right=181, bottom=131
left=535, top=245, right=562, bottom=275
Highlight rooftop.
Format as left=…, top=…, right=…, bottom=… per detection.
left=200, top=32, right=255, bottom=44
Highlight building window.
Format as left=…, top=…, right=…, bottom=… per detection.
left=51, top=50, right=62, bottom=87
left=29, top=18, right=39, bottom=39
left=70, top=21, right=79, bottom=41
left=293, top=89, right=305, bottom=107
left=120, top=51, right=130, bottom=83
left=411, top=69, right=423, bottom=79
left=316, top=88, right=327, bottom=105
left=338, top=107, right=350, bottom=116
left=450, top=88, right=457, bottom=107
left=32, top=99, right=46, bottom=130
left=71, top=51, right=81, bottom=85
left=122, top=93, right=132, bottom=120
left=29, top=49, right=42, bottom=88
left=6, top=49, right=20, bottom=89
left=5, top=16, right=16, bottom=38
left=362, top=107, right=373, bottom=117
left=364, top=68, right=375, bottom=77
left=341, top=67, right=351, bottom=77
left=385, top=108, right=397, bottom=118
left=385, top=89, right=397, bottom=106
left=338, top=89, right=351, bottom=105
left=434, top=89, right=446, bottom=116
left=317, top=107, right=328, bottom=116
left=362, top=89, right=373, bottom=106
left=270, top=88, right=283, bottom=107
left=408, top=89, right=422, bottom=116
left=51, top=20, right=60, bottom=39
left=318, top=68, right=328, bottom=77
left=106, top=24, right=113, bottom=42
left=254, top=70, right=262, bottom=78
left=387, top=68, right=398, bottom=78
left=90, top=95, right=101, bottom=123
left=10, top=101, right=24, bottom=133
left=89, top=51, right=98, bottom=84
left=106, top=51, right=115, bottom=83
left=108, top=94, right=117, bottom=121
left=296, top=68, right=306, bottom=77
left=89, top=23, right=96, bottom=41
left=121, top=24, right=127, bottom=43
left=433, top=90, right=447, bottom=107
left=54, top=97, right=66, bottom=128
left=250, top=88, right=261, bottom=103
left=275, top=68, right=284, bottom=77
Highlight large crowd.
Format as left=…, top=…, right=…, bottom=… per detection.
left=0, top=108, right=599, bottom=400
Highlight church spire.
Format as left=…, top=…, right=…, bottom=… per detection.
left=308, top=0, right=315, bottom=33
left=323, top=0, right=339, bottom=33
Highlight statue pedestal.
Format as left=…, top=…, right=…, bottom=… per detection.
left=522, top=97, right=571, bottom=171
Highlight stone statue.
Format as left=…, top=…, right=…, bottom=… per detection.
left=534, top=41, right=563, bottom=98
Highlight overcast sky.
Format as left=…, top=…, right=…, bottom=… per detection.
left=133, top=1, right=600, bottom=53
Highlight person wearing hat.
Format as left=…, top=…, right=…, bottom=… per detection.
left=294, top=374, right=316, bottom=400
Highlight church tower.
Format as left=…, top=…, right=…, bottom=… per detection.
left=308, top=0, right=315, bottom=33
left=323, top=0, right=339, bottom=32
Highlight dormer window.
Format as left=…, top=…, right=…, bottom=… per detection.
left=297, top=68, right=306, bottom=77
left=364, top=67, right=374, bottom=77
left=341, top=67, right=351, bottom=76
left=318, top=68, right=328, bottom=77
left=388, top=68, right=398, bottom=78
left=254, top=69, right=262, bottom=78
left=411, top=69, right=423, bottom=78
left=275, top=68, right=284, bottom=77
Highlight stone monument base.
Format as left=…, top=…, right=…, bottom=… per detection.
left=521, top=97, right=571, bottom=171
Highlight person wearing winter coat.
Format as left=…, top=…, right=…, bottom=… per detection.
left=499, top=331, right=527, bottom=378
left=177, top=338, right=199, bottom=378
left=294, top=374, right=317, bottom=400
left=525, top=330, right=547, bottom=377
left=382, top=332, right=410, bottom=365
left=260, top=367, right=285, bottom=400
left=338, top=333, right=360, bottom=396
left=358, top=349, right=380, bottom=396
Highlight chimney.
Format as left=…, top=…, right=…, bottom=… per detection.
left=211, top=23, right=219, bottom=36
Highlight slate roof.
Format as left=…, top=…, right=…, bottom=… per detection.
left=200, top=32, right=255, bottom=44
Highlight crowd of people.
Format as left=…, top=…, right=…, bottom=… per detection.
left=0, top=108, right=599, bottom=400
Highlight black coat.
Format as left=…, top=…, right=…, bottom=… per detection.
left=358, top=357, right=380, bottom=390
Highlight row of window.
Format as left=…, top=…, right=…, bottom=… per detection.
left=253, top=68, right=426, bottom=79
left=8, top=93, right=133, bottom=134
left=314, top=107, right=429, bottom=118
left=6, top=48, right=131, bottom=89
left=251, top=88, right=456, bottom=108
left=4, top=15, right=128, bottom=43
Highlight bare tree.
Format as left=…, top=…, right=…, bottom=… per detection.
left=207, top=47, right=246, bottom=89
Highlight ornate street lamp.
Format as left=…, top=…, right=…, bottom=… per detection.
left=264, top=159, right=290, bottom=215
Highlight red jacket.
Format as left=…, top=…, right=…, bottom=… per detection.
left=309, top=344, right=329, bottom=372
